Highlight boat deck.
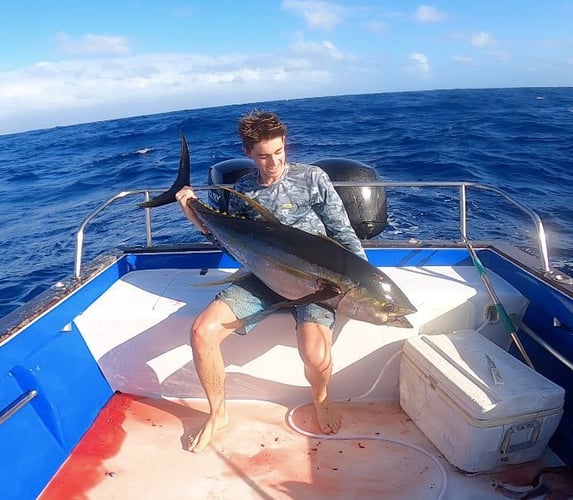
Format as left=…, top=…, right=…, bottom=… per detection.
left=40, top=393, right=544, bottom=500
left=38, top=265, right=563, bottom=498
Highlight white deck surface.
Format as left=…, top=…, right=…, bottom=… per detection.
left=74, top=265, right=528, bottom=402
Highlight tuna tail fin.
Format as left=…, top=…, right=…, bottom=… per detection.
left=139, top=132, right=191, bottom=208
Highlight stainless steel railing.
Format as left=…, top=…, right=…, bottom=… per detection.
left=74, top=189, right=155, bottom=278
left=73, top=182, right=552, bottom=279
left=0, top=390, right=38, bottom=425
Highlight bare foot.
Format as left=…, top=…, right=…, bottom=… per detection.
left=314, top=397, right=341, bottom=434
left=188, top=413, right=229, bottom=453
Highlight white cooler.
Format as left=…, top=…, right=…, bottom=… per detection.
left=399, top=330, right=565, bottom=472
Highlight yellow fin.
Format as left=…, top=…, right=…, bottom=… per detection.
left=217, top=185, right=280, bottom=223
left=192, top=268, right=252, bottom=287
left=315, top=232, right=348, bottom=250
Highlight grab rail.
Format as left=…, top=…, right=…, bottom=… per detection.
left=0, top=389, right=38, bottom=425
left=74, top=189, right=157, bottom=278
left=73, top=181, right=552, bottom=278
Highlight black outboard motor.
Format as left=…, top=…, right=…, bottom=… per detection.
left=207, top=157, right=387, bottom=239
left=312, top=158, right=387, bottom=239
left=208, top=158, right=256, bottom=210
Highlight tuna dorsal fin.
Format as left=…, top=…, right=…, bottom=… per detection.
left=220, top=186, right=347, bottom=250
left=314, top=232, right=348, bottom=250
left=219, top=186, right=280, bottom=223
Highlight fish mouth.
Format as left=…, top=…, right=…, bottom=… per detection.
left=394, top=304, right=417, bottom=316
left=388, top=297, right=417, bottom=327
left=385, top=315, right=414, bottom=328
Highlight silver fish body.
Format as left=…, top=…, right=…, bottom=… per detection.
left=141, top=133, right=417, bottom=327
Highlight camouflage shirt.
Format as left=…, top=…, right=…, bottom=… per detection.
left=228, top=162, right=366, bottom=258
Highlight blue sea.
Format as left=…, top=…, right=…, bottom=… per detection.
left=1, top=87, right=572, bottom=320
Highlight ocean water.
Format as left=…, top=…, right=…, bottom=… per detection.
left=1, top=87, right=572, bottom=319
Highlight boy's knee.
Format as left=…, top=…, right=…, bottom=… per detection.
left=305, top=348, right=332, bottom=374
left=298, top=325, right=333, bottom=372
left=190, top=318, right=217, bottom=348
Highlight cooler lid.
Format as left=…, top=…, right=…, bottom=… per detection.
left=402, top=330, right=565, bottom=421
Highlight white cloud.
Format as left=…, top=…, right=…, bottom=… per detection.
left=414, top=5, right=447, bottom=23
left=290, top=39, right=348, bottom=60
left=56, top=32, right=132, bottom=56
left=0, top=39, right=364, bottom=133
left=281, top=0, right=347, bottom=30
left=471, top=31, right=497, bottom=48
left=409, top=52, right=430, bottom=77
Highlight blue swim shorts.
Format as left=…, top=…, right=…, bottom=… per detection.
left=216, top=274, right=335, bottom=334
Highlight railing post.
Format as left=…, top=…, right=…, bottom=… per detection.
left=459, top=184, right=467, bottom=239
left=74, top=229, right=84, bottom=279
left=143, top=191, right=153, bottom=247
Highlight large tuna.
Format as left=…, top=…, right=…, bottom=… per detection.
left=141, top=134, right=417, bottom=328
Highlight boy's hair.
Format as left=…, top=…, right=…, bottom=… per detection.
left=238, top=110, right=287, bottom=151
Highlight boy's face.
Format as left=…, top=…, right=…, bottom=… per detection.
left=246, top=135, right=286, bottom=185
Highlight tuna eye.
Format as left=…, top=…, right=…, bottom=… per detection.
left=382, top=303, right=395, bottom=312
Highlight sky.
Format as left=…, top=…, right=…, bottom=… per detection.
left=1, top=0, right=572, bottom=135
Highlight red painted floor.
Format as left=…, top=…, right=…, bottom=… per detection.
left=40, top=393, right=449, bottom=499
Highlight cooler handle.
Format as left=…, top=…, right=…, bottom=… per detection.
left=499, top=421, right=540, bottom=455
